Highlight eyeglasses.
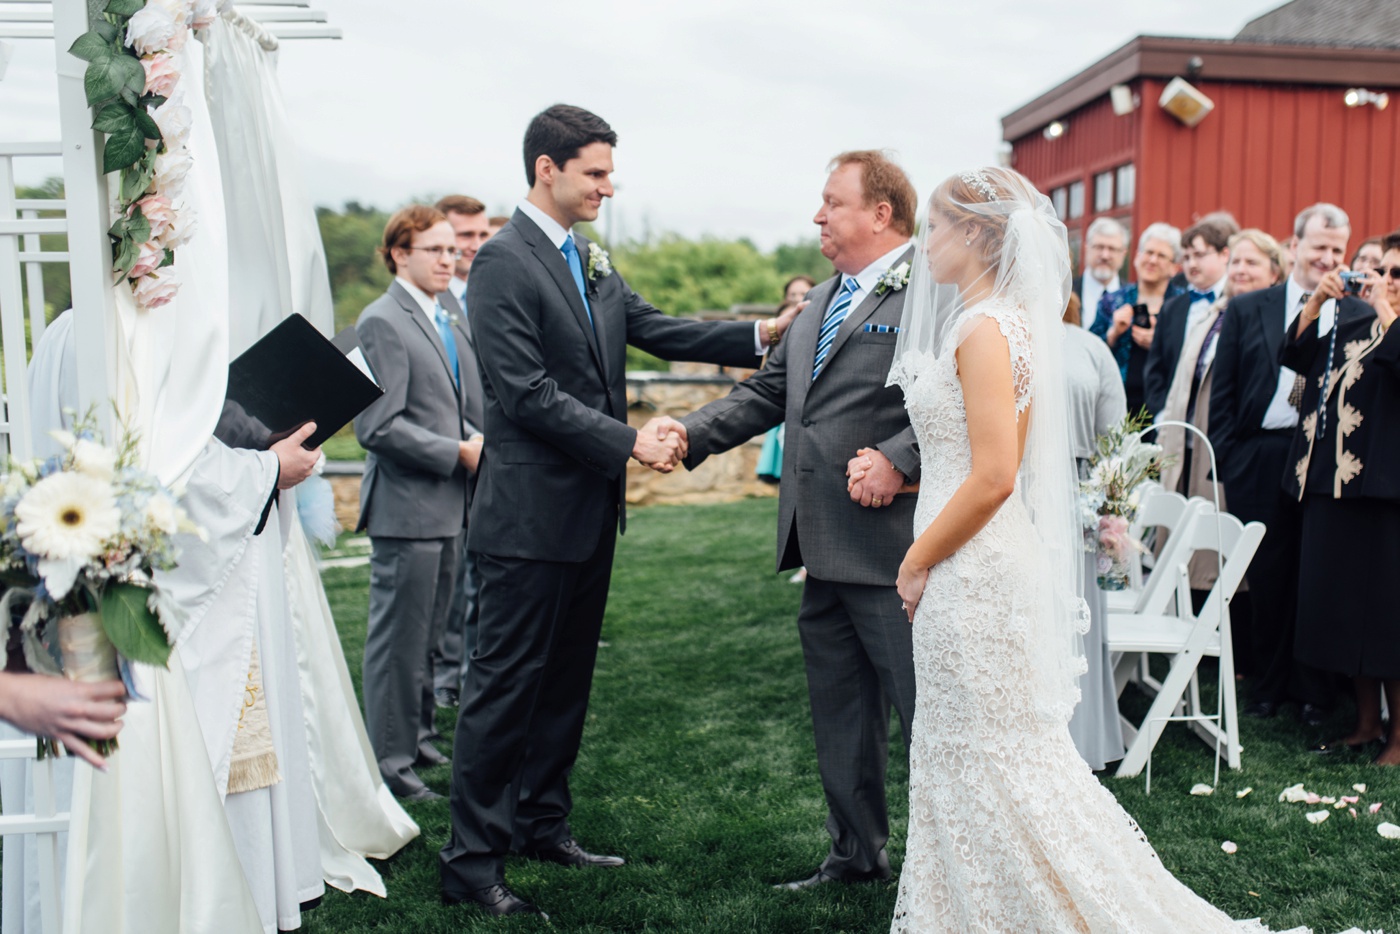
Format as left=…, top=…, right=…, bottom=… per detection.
left=408, top=246, right=463, bottom=260
left=1382, top=266, right=1400, bottom=280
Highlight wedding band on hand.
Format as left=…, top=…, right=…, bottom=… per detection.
left=872, top=496, right=883, bottom=507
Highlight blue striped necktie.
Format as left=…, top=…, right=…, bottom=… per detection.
left=812, top=276, right=860, bottom=380
left=560, top=236, right=595, bottom=332
left=434, top=302, right=460, bottom=387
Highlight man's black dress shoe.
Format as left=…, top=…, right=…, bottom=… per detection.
left=1299, top=703, right=1329, bottom=728
left=416, top=745, right=450, bottom=768
left=435, top=687, right=459, bottom=709
left=443, top=883, right=547, bottom=919
left=398, top=786, right=443, bottom=803
left=776, top=867, right=891, bottom=891
left=526, top=838, right=625, bottom=868
left=1243, top=699, right=1278, bottom=719
left=1312, top=737, right=1382, bottom=755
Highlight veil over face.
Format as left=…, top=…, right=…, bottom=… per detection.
left=891, top=166, right=1088, bottom=724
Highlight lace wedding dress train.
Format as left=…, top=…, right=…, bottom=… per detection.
left=889, top=303, right=1368, bottom=934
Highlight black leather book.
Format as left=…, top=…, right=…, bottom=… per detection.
left=215, top=313, right=382, bottom=451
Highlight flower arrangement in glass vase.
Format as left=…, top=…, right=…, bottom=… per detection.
left=1078, top=411, right=1167, bottom=591
left=0, top=413, right=201, bottom=758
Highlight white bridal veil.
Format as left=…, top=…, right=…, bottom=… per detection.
left=889, top=166, right=1088, bottom=723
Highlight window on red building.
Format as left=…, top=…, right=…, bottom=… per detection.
left=1116, top=163, right=1135, bottom=207
left=1068, top=181, right=1085, bottom=220
left=1094, top=172, right=1113, bottom=212
left=1051, top=187, right=1068, bottom=220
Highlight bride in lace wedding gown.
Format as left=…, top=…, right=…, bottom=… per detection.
left=881, top=168, right=1372, bottom=934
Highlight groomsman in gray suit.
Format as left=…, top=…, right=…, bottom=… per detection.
left=439, top=104, right=801, bottom=918
left=677, top=151, right=920, bottom=890
left=431, top=194, right=493, bottom=709
left=354, top=205, right=483, bottom=802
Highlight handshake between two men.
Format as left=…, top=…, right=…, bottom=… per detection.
left=629, top=418, right=911, bottom=509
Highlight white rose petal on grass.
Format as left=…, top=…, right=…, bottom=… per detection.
left=1354, top=783, right=1368, bottom=793
left=1305, top=810, right=1330, bottom=824
left=1378, top=822, right=1400, bottom=839
left=1370, top=802, right=1383, bottom=815
left=1321, top=796, right=1337, bottom=804
left=1190, top=784, right=1214, bottom=796
left=1220, top=841, right=1238, bottom=854
left=1350, top=808, right=1358, bottom=819
left=1236, top=787, right=1253, bottom=799
left=1334, top=801, right=1348, bottom=810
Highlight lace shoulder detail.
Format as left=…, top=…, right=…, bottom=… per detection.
left=961, top=299, right=1034, bottom=413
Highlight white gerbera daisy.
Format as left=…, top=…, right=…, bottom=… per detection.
left=15, top=471, right=121, bottom=563
left=71, top=438, right=118, bottom=481
left=144, top=491, right=182, bottom=536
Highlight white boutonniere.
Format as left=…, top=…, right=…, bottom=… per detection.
left=587, top=243, right=613, bottom=281
left=874, top=261, right=911, bottom=297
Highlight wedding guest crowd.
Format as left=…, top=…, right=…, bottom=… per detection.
left=1084, top=200, right=1399, bottom=756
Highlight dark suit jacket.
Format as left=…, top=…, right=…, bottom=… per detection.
left=1209, top=285, right=1297, bottom=504
left=1282, top=301, right=1400, bottom=502
left=466, top=208, right=756, bottom=563
left=354, top=280, right=477, bottom=538
left=681, top=258, right=920, bottom=586
left=1143, top=291, right=1194, bottom=416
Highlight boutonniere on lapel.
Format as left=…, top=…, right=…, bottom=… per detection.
left=874, top=262, right=911, bottom=297
left=586, top=243, right=613, bottom=282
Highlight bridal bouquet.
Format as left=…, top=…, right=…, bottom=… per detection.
left=0, top=415, right=200, bottom=757
left=1078, top=411, right=1166, bottom=590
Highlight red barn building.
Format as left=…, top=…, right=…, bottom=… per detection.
left=1001, top=0, right=1400, bottom=265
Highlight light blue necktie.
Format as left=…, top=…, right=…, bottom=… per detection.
left=433, top=302, right=460, bottom=387
left=560, top=236, right=595, bottom=332
left=812, top=277, right=860, bottom=380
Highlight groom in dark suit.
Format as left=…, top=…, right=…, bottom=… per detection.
left=675, top=151, right=920, bottom=891
left=439, top=104, right=800, bottom=917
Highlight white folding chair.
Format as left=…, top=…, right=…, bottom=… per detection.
left=0, top=741, right=67, bottom=933
left=1104, top=485, right=1193, bottom=615
left=1107, top=509, right=1265, bottom=783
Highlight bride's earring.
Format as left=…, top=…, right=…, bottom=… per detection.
left=965, top=238, right=972, bottom=247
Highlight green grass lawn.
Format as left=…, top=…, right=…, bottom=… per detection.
left=312, top=499, right=1400, bottom=933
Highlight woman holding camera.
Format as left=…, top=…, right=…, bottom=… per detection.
left=1285, top=230, right=1400, bottom=764
left=1091, top=223, right=1184, bottom=414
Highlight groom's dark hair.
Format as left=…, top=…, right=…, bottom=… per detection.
left=524, top=105, right=618, bottom=187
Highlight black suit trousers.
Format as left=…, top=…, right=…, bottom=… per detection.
left=1225, top=433, right=1333, bottom=707
left=440, top=509, right=618, bottom=893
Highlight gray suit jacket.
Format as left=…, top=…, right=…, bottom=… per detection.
left=354, top=280, right=477, bottom=538
left=466, top=208, right=758, bottom=563
left=440, top=289, right=485, bottom=434
left=682, top=252, right=920, bottom=586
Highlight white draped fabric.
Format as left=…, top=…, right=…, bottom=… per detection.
left=202, top=11, right=418, bottom=896
left=203, top=16, right=333, bottom=353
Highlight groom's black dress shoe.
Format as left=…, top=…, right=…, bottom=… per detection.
left=776, top=867, right=892, bottom=891
left=416, top=745, right=451, bottom=768
left=443, top=883, right=547, bottom=919
left=526, top=838, right=625, bottom=868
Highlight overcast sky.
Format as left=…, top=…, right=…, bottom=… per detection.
left=3, top=0, right=1282, bottom=247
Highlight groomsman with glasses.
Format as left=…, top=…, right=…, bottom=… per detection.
left=354, top=206, right=483, bottom=802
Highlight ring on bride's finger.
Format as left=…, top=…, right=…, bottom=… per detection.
left=872, top=496, right=882, bottom=507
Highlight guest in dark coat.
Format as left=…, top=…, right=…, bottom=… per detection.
left=1285, top=233, right=1400, bottom=763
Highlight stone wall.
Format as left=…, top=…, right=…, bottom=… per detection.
left=328, top=369, right=781, bottom=530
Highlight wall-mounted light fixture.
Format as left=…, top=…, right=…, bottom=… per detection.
left=1159, top=76, right=1214, bottom=127
left=1110, top=84, right=1138, bottom=116
left=1043, top=120, right=1067, bottom=141
left=1345, top=88, right=1390, bottom=110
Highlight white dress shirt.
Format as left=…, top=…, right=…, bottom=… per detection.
left=516, top=198, right=769, bottom=354
left=1187, top=275, right=1230, bottom=371
left=395, top=276, right=441, bottom=332
left=448, top=275, right=468, bottom=306
left=828, top=242, right=914, bottom=318
left=1081, top=273, right=1120, bottom=330
left=1261, top=275, right=1336, bottom=430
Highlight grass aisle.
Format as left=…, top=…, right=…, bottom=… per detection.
left=313, top=499, right=1399, bottom=933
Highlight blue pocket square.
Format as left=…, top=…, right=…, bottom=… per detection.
left=863, top=323, right=900, bottom=334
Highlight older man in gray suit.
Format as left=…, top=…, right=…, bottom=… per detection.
left=355, top=204, right=483, bottom=802
left=678, top=150, right=920, bottom=890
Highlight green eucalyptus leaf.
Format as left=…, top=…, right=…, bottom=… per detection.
left=142, top=94, right=168, bottom=110
left=102, top=124, right=145, bottom=174
left=113, top=237, right=139, bottom=277
left=94, top=20, right=120, bottom=42
left=119, top=86, right=139, bottom=108
left=125, top=207, right=151, bottom=244
left=99, top=583, right=171, bottom=668
left=157, top=249, right=175, bottom=269
left=104, top=0, right=145, bottom=17
left=91, top=100, right=132, bottom=133
left=83, top=56, right=127, bottom=106
left=68, top=32, right=114, bottom=64
left=120, top=163, right=155, bottom=202
left=133, top=107, right=161, bottom=141
left=108, top=215, right=128, bottom=238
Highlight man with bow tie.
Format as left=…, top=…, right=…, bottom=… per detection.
left=1144, top=218, right=1234, bottom=418
left=354, top=205, right=483, bottom=802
